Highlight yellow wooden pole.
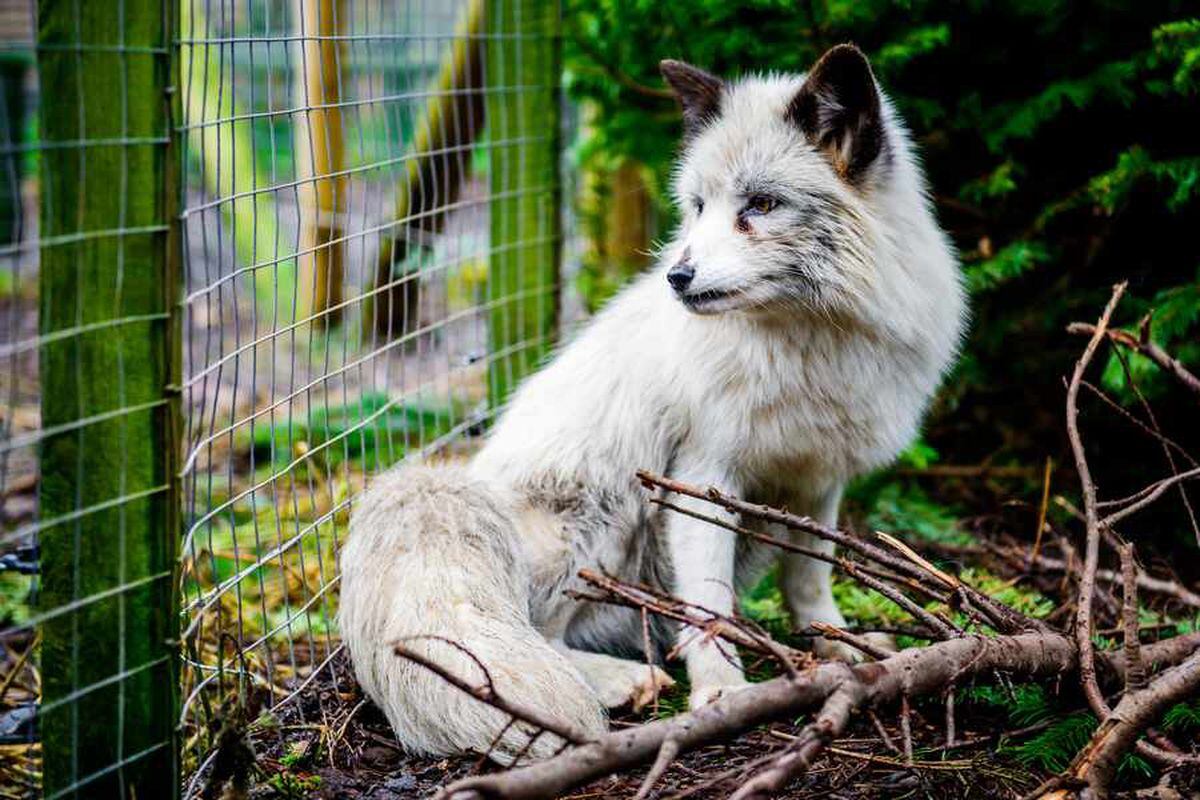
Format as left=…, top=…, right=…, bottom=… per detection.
left=369, top=0, right=486, bottom=336
left=294, top=0, right=346, bottom=325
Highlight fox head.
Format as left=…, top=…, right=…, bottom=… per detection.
left=659, top=45, right=906, bottom=318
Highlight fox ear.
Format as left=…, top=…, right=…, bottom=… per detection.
left=788, top=44, right=884, bottom=183
left=660, top=60, right=725, bottom=137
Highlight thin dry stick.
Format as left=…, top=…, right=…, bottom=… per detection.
left=945, top=687, right=957, bottom=748
left=868, top=710, right=901, bottom=755
left=839, top=560, right=961, bottom=641
left=1109, top=345, right=1200, bottom=545
left=1067, top=321, right=1200, bottom=398
left=1030, top=457, right=1053, bottom=562
left=656, top=496, right=953, bottom=609
left=1079, top=379, right=1199, bottom=473
left=652, top=495, right=959, bottom=639
left=1065, top=281, right=1127, bottom=721
left=809, top=622, right=892, bottom=661
left=1121, top=544, right=1146, bottom=693
left=1099, top=465, right=1200, bottom=528
left=640, top=472, right=931, bottom=583
left=877, top=528, right=1036, bottom=635
left=995, top=546, right=1200, bottom=609
left=640, top=470, right=1040, bottom=634
left=633, top=736, right=682, bottom=800
left=899, top=694, right=915, bottom=765
left=639, top=606, right=662, bottom=717
left=573, top=568, right=807, bottom=671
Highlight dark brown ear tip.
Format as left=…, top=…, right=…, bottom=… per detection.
left=659, top=59, right=686, bottom=78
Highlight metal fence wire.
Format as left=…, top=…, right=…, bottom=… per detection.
left=0, top=0, right=563, bottom=797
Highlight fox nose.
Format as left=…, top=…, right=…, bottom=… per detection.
left=667, top=260, right=695, bottom=292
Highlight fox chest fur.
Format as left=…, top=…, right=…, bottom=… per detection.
left=472, top=266, right=954, bottom=573
left=673, top=307, right=938, bottom=498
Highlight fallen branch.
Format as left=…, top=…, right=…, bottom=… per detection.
left=436, top=559, right=1199, bottom=799
left=728, top=664, right=863, bottom=800
left=438, top=633, right=1079, bottom=800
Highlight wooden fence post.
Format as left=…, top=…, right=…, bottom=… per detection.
left=37, top=0, right=179, bottom=797
left=294, top=0, right=347, bottom=325
left=486, top=0, right=562, bottom=410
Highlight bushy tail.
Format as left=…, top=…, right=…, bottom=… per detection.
left=338, top=465, right=605, bottom=764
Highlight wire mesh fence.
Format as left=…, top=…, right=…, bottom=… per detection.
left=0, top=0, right=563, bottom=796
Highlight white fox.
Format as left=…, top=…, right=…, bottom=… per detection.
left=339, top=44, right=966, bottom=764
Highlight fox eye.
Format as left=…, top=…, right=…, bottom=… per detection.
left=745, top=194, right=778, bottom=215
left=692, top=196, right=705, bottom=214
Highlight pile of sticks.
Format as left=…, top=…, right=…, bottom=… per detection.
left=400, top=284, right=1200, bottom=800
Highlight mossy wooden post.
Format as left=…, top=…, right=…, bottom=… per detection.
left=486, top=0, right=561, bottom=410
left=37, top=0, right=179, bottom=797
left=295, top=0, right=347, bottom=325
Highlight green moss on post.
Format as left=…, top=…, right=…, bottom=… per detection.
left=37, top=1, right=179, bottom=798
left=486, top=0, right=561, bottom=411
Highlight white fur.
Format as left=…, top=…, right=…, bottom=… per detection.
left=339, top=66, right=966, bottom=760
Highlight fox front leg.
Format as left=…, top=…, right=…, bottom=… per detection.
left=663, top=466, right=749, bottom=709
left=778, top=485, right=895, bottom=661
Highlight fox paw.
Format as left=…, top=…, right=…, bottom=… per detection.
left=593, top=662, right=676, bottom=711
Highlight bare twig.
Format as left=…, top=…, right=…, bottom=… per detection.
left=1067, top=321, right=1200, bottom=398
left=994, top=545, right=1200, bottom=609
left=572, top=569, right=808, bottom=673
left=1030, top=457, right=1053, bottom=562
left=1121, top=545, right=1146, bottom=693
left=639, top=470, right=1045, bottom=635
left=438, top=633, right=1082, bottom=800
left=945, top=686, right=957, bottom=748
left=868, top=710, right=901, bottom=755
left=633, top=736, right=681, bottom=800
left=899, top=694, right=915, bottom=765
left=809, top=622, right=892, bottom=661
left=1108, top=346, right=1200, bottom=545
left=1065, top=281, right=1127, bottom=721
left=650, top=494, right=959, bottom=639
left=1099, top=465, right=1200, bottom=528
